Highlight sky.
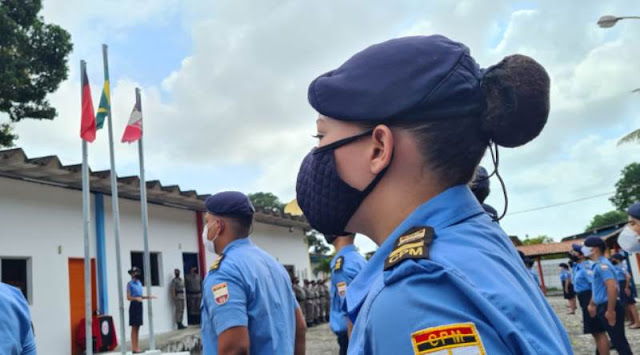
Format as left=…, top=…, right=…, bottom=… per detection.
left=3, top=0, right=640, bottom=253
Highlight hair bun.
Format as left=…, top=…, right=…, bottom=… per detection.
left=480, top=54, right=550, bottom=148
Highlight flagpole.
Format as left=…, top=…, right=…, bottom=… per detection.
left=136, top=88, right=155, bottom=349
left=81, top=59, right=94, bottom=355
left=102, top=44, right=127, bottom=354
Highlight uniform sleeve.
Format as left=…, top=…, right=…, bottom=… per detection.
left=10, top=287, right=36, bottom=354
left=595, top=264, right=615, bottom=281
left=205, top=270, right=248, bottom=335
left=126, top=281, right=132, bottom=295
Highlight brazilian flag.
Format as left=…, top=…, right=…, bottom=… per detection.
left=95, top=71, right=110, bottom=130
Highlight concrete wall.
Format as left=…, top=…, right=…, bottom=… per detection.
left=0, top=176, right=310, bottom=353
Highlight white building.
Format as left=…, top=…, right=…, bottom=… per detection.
left=0, top=148, right=311, bottom=355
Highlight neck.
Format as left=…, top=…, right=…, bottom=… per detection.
left=333, top=238, right=354, bottom=253
left=217, top=234, right=244, bottom=253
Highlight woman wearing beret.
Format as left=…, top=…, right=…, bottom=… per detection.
left=127, top=267, right=156, bottom=353
left=296, top=35, right=571, bottom=354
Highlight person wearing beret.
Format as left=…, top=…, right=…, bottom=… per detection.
left=469, top=166, right=499, bottom=221
left=559, top=263, right=577, bottom=314
left=569, top=244, right=609, bottom=354
left=610, top=253, right=640, bottom=329
left=326, top=233, right=366, bottom=355
left=583, top=237, right=633, bottom=354
left=200, top=191, right=306, bottom=355
left=126, top=266, right=156, bottom=353
left=295, top=35, right=571, bottom=354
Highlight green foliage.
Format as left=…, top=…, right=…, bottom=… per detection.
left=610, top=163, right=640, bottom=211
left=585, top=210, right=627, bottom=231
left=0, top=0, right=72, bottom=147
left=618, top=129, right=640, bottom=146
left=306, top=230, right=330, bottom=255
left=313, top=256, right=332, bottom=276
left=248, top=192, right=285, bottom=212
left=522, top=235, right=553, bottom=245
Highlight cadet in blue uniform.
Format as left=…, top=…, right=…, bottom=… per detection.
left=559, top=263, right=577, bottom=314
left=611, top=253, right=640, bottom=328
left=469, top=166, right=499, bottom=221
left=523, top=257, right=540, bottom=287
left=583, top=237, right=633, bottom=354
left=326, top=233, right=367, bottom=355
left=569, top=245, right=609, bottom=354
left=126, top=266, right=156, bottom=353
left=295, top=35, right=572, bottom=354
left=200, top=191, right=306, bottom=355
left=0, top=282, right=36, bottom=355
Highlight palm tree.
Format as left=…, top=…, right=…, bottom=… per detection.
left=617, top=89, right=640, bottom=146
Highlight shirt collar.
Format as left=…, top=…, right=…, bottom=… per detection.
left=346, top=185, right=483, bottom=317
left=222, top=237, right=252, bottom=254
left=331, top=244, right=357, bottom=267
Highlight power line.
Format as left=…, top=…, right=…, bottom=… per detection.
left=505, top=191, right=615, bottom=217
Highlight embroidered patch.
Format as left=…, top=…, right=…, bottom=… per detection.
left=337, top=281, right=347, bottom=297
left=384, top=227, right=434, bottom=271
left=411, top=323, right=486, bottom=355
left=601, top=264, right=608, bottom=270
left=334, top=256, right=344, bottom=271
left=213, top=282, right=229, bottom=305
left=210, top=254, right=225, bottom=272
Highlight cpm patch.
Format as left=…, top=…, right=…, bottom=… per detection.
left=337, top=281, right=347, bottom=297
left=213, top=282, right=229, bottom=305
left=210, top=254, right=225, bottom=272
left=334, top=256, right=344, bottom=271
left=384, top=226, right=433, bottom=270
left=411, top=323, right=486, bottom=355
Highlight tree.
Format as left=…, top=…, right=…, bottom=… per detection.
left=248, top=192, right=285, bottom=212
left=522, top=235, right=553, bottom=245
left=313, top=256, right=332, bottom=276
left=610, top=163, right=640, bottom=211
left=0, top=0, right=73, bottom=147
left=585, top=210, right=627, bottom=231
left=306, top=230, right=330, bottom=255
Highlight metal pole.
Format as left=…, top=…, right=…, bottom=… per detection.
left=102, top=44, right=127, bottom=354
left=136, top=88, right=155, bottom=349
left=81, top=60, right=94, bottom=354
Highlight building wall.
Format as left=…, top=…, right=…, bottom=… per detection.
left=0, top=177, right=311, bottom=353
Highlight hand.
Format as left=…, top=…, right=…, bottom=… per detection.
left=588, top=304, right=596, bottom=318
left=605, top=309, right=616, bottom=327
left=626, top=287, right=632, bottom=297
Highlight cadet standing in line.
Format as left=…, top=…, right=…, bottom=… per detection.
left=0, top=282, right=36, bottom=354
left=583, top=236, right=633, bottom=354
left=303, top=280, right=314, bottom=327
left=569, top=245, right=609, bottom=354
left=611, top=253, right=640, bottom=328
left=291, top=276, right=307, bottom=321
left=310, top=280, right=319, bottom=324
left=559, top=263, right=577, bottom=314
left=523, top=257, right=540, bottom=288
left=295, top=35, right=572, bottom=353
left=200, top=191, right=306, bottom=355
left=321, top=279, right=330, bottom=323
left=185, top=266, right=202, bottom=325
left=318, top=279, right=328, bottom=323
left=171, top=268, right=187, bottom=329
left=327, top=233, right=367, bottom=355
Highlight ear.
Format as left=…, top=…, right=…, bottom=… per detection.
left=368, top=125, right=394, bottom=174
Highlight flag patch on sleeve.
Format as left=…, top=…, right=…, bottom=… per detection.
left=213, top=282, right=229, bottom=305
left=411, top=323, right=486, bottom=355
left=337, top=281, right=347, bottom=297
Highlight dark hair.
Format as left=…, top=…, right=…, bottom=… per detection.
left=559, top=263, right=569, bottom=269
left=375, top=55, right=551, bottom=188
left=472, top=187, right=490, bottom=204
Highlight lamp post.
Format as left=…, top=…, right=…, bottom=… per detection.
left=597, top=15, right=640, bottom=28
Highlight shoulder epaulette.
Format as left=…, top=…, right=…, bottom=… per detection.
left=210, top=254, right=225, bottom=272
left=384, top=226, right=433, bottom=271
left=334, top=256, right=344, bottom=271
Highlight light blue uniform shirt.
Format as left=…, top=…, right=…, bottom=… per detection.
left=528, top=267, right=540, bottom=286
left=127, top=279, right=143, bottom=298
left=201, top=238, right=298, bottom=355
left=0, top=282, right=36, bottom=355
left=613, top=264, right=627, bottom=282
left=591, top=256, right=617, bottom=305
left=345, top=186, right=572, bottom=354
left=560, top=270, right=570, bottom=284
left=329, top=244, right=366, bottom=334
left=573, top=261, right=593, bottom=293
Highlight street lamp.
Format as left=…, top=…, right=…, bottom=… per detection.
left=597, top=15, right=640, bottom=28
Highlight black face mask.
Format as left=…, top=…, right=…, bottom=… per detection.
left=296, top=129, right=392, bottom=235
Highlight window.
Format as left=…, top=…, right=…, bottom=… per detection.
left=0, top=257, right=31, bottom=303
left=130, top=252, right=162, bottom=286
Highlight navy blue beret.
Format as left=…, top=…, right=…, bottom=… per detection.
left=470, top=166, right=490, bottom=191
left=205, top=191, right=255, bottom=216
left=611, top=253, right=625, bottom=261
left=308, top=35, right=484, bottom=123
left=571, top=244, right=583, bottom=254
left=627, top=203, right=640, bottom=219
left=584, top=236, right=605, bottom=249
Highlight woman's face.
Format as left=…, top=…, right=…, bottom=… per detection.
left=315, top=116, right=377, bottom=191
left=628, top=216, right=640, bottom=235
